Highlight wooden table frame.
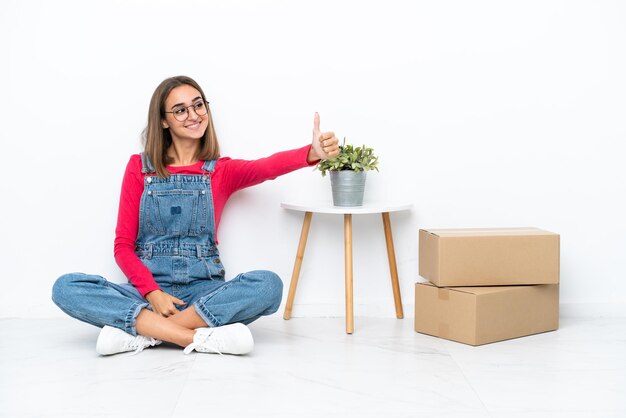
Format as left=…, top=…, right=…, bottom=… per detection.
left=282, top=209, right=406, bottom=334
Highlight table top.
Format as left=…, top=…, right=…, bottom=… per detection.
left=281, top=201, right=413, bottom=215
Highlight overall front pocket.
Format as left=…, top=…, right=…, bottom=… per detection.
left=147, top=189, right=207, bottom=236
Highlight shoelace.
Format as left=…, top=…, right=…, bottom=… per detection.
left=183, top=330, right=224, bottom=356
left=126, top=336, right=160, bottom=355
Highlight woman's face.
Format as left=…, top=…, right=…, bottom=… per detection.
left=161, top=84, right=209, bottom=142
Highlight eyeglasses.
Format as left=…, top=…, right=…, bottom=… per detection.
left=164, top=100, right=209, bottom=122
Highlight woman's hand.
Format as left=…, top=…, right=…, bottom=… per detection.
left=145, top=289, right=185, bottom=317
left=308, top=112, right=340, bottom=163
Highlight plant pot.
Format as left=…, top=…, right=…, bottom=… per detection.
left=330, top=170, right=366, bottom=206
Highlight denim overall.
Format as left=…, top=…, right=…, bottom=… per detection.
left=52, top=154, right=283, bottom=336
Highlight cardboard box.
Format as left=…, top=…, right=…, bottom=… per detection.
left=419, top=227, right=559, bottom=286
left=414, top=282, right=559, bottom=345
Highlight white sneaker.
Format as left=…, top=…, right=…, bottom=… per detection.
left=183, top=323, right=254, bottom=355
left=96, top=325, right=161, bottom=355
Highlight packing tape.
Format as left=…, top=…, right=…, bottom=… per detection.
left=438, top=323, right=450, bottom=338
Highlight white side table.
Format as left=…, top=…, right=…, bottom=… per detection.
left=281, top=201, right=412, bottom=334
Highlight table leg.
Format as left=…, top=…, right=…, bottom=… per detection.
left=283, top=211, right=313, bottom=320
left=382, top=212, right=404, bottom=319
left=344, top=214, right=354, bottom=334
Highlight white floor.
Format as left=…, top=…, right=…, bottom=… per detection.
left=1, top=315, right=625, bottom=418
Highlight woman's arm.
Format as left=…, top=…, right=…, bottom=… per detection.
left=221, top=113, right=340, bottom=194
left=113, top=155, right=161, bottom=298
left=220, top=145, right=317, bottom=194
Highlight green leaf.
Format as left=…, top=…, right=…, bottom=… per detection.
left=315, top=137, right=380, bottom=176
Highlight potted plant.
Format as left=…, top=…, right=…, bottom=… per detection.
left=317, top=138, right=379, bottom=206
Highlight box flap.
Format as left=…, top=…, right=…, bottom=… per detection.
left=448, top=286, right=528, bottom=296
left=422, top=227, right=557, bottom=237
left=418, top=282, right=528, bottom=296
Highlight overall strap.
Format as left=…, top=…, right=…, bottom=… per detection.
left=202, top=159, right=217, bottom=173
left=140, top=152, right=156, bottom=174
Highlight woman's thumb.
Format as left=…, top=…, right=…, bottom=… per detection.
left=313, top=112, right=321, bottom=134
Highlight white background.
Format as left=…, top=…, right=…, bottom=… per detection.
left=1, top=0, right=624, bottom=318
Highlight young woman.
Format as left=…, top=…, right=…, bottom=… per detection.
left=52, top=75, right=339, bottom=356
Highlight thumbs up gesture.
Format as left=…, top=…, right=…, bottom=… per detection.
left=309, top=112, right=340, bottom=163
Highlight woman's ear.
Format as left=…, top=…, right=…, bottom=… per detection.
left=161, top=119, right=169, bottom=129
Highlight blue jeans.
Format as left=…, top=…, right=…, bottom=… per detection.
left=52, top=271, right=283, bottom=336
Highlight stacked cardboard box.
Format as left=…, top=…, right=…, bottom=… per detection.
left=415, top=228, right=560, bottom=345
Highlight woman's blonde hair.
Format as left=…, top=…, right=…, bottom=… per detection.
left=143, top=76, right=220, bottom=178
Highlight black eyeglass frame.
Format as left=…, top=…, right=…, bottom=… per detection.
left=163, top=100, right=210, bottom=122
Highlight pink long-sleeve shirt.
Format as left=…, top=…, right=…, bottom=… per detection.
left=114, top=144, right=315, bottom=297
